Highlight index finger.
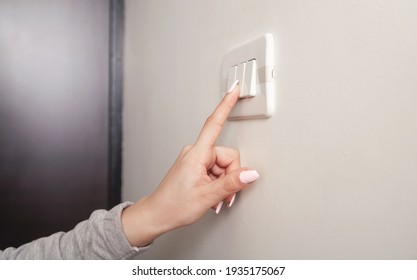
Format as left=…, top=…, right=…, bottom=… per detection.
left=195, top=80, right=239, bottom=148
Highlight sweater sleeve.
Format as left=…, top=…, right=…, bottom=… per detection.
left=0, top=202, right=151, bottom=259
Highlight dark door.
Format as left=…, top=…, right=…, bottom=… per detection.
left=0, top=0, right=123, bottom=248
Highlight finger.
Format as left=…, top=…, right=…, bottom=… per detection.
left=209, top=147, right=241, bottom=212
left=213, top=201, right=224, bottom=214
left=214, top=146, right=240, bottom=173
left=226, top=193, right=236, bottom=208
left=210, top=164, right=225, bottom=177
left=195, top=81, right=239, bottom=149
left=179, top=144, right=193, bottom=158
left=205, top=168, right=260, bottom=208
left=213, top=193, right=235, bottom=213
left=208, top=172, right=218, bottom=181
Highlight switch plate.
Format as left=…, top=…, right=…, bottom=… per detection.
left=222, top=33, right=275, bottom=120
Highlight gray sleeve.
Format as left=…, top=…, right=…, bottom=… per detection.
left=0, top=202, right=151, bottom=259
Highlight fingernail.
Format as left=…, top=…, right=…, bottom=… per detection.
left=239, top=170, right=260, bottom=184
left=227, top=193, right=236, bottom=208
left=227, top=80, right=239, bottom=93
left=215, top=201, right=224, bottom=214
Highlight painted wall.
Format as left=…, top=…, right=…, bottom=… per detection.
left=123, top=0, right=417, bottom=259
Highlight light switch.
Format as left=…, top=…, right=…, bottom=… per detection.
left=236, top=62, right=246, bottom=98
left=242, top=59, right=257, bottom=98
left=222, top=33, right=275, bottom=120
left=226, top=65, right=237, bottom=92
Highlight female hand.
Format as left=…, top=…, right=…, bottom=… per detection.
left=121, top=81, right=259, bottom=247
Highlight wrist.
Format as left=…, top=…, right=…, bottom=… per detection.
left=121, top=196, right=173, bottom=247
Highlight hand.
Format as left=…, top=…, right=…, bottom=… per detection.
left=121, top=81, right=259, bottom=247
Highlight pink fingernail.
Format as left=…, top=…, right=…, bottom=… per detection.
left=215, top=201, right=224, bottom=214
left=227, top=80, right=239, bottom=93
left=239, top=170, right=260, bottom=184
left=227, top=193, right=236, bottom=208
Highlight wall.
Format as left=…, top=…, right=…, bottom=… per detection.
left=123, top=0, right=417, bottom=259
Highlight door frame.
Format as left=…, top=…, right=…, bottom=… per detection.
left=108, top=0, right=124, bottom=207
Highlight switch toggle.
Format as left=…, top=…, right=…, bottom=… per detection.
left=242, top=59, right=257, bottom=98
left=226, top=65, right=237, bottom=92
left=226, top=59, right=258, bottom=98
left=236, top=62, right=246, bottom=98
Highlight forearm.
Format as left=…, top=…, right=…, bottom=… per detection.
left=0, top=202, right=150, bottom=260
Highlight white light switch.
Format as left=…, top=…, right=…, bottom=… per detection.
left=236, top=62, right=246, bottom=98
left=242, top=59, right=257, bottom=98
left=226, top=65, right=237, bottom=92
left=222, top=33, right=275, bottom=120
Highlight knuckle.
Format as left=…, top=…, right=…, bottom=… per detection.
left=232, top=148, right=240, bottom=159
left=178, top=145, right=194, bottom=162
left=223, top=176, right=239, bottom=193
left=182, top=144, right=193, bottom=152
left=205, top=114, right=215, bottom=124
left=206, top=115, right=223, bottom=132
left=180, top=144, right=193, bottom=156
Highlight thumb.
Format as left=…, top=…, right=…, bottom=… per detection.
left=208, top=168, right=260, bottom=202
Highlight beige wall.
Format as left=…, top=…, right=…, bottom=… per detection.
left=123, top=0, right=417, bottom=259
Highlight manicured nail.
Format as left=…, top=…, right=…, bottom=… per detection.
left=227, top=193, right=236, bottom=208
left=215, top=201, right=224, bottom=214
left=227, top=80, right=239, bottom=93
left=239, top=170, right=260, bottom=184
